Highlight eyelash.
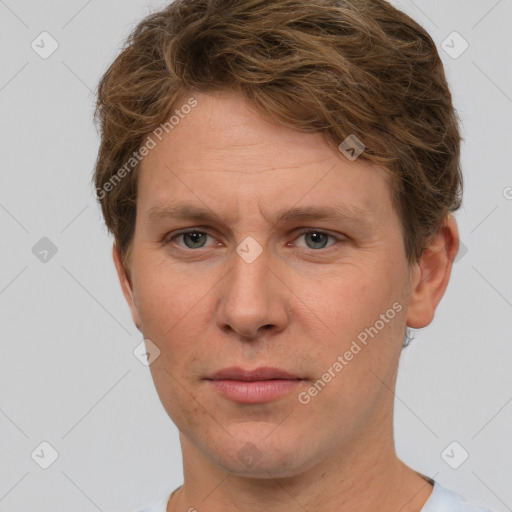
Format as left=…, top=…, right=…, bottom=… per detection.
left=163, top=228, right=344, bottom=251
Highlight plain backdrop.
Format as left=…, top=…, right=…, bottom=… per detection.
left=0, top=0, right=511, bottom=511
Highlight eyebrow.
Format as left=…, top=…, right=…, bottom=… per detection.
left=145, top=202, right=373, bottom=227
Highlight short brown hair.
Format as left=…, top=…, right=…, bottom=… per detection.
left=92, top=0, right=463, bottom=271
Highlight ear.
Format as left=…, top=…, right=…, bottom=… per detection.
left=112, top=243, right=141, bottom=332
left=406, top=215, right=460, bottom=329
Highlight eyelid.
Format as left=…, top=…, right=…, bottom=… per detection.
left=291, top=228, right=344, bottom=249
left=162, top=227, right=216, bottom=247
left=163, top=227, right=345, bottom=250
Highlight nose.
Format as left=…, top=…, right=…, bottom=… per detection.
left=216, top=241, right=290, bottom=341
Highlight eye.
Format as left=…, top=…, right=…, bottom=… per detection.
left=165, top=230, right=214, bottom=249
left=292, top=229, right=341, bottom=250
left=163, top=228, right=344, bottom=251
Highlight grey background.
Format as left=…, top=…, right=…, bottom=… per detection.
left=0, top=0, right=511, bottom=511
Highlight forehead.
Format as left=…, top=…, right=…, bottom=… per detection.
left=137, top=91, right=395, bottom=224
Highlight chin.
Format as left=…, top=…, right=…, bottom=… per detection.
left=205, top=428, right=318, bottom=479
left=214, top=452, right=312, bottom=480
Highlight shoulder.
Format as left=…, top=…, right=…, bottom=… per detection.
left=133, top=482, right=497, bottom=512
left=422, top=481, right=496, bottom=512
left=134, top=490, right=173, bottom=512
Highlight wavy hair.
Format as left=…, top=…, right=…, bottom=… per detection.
left=92, top=0, right=463, bottom=272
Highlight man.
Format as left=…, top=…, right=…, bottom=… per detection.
left=93, top=1, right=495, bottom=511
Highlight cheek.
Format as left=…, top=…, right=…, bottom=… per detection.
left=140, top=270, right=209, bottom=427
left=148, top=361, right=209, bottom=436
left=134, top=264, right=216, bottom=387
left=296, top=263, right=394, bottom=337
left=135, top=264, right=208, bottom=337
left=297, top=264, right=406, bottom=391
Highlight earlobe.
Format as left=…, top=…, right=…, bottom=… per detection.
left=112, top=243, right=142, bottom=331
left=406, top=215, right=460, bottom=329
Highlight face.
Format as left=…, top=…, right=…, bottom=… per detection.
left=113, top=90, right=456, bottom=478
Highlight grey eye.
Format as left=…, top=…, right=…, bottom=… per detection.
left=180, top=231, right=209, bottom=249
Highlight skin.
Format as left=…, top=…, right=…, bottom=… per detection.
left=113, top=90, right=459, bottom=512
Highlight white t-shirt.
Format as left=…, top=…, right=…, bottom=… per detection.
left=136, top=480, right=495, bottom=512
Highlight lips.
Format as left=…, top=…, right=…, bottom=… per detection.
left=206, top=366, right=302, bottom=381
left=205, top=366, right=305, bottom=403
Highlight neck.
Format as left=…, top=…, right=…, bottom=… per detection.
left=168, top=410, right=434, bottom=512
